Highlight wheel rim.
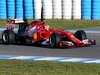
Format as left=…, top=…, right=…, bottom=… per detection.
left=50, top=36, right=55, bottom=47
left=3, top=33, right=8, bottom=42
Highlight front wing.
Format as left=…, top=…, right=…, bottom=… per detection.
left=40, top=39, right=96, bottom=47
left=60, top=39, right=96, bottom=47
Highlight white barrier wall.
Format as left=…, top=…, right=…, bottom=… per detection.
left=72, top=0, right=81, bottom=19
left=52, top=0, right=62, bottom=19
left=34, top=0, right=41, bottom=19
left=42, top=0, right=52, bottom=19
left=62, top=0, right=72, bottom=19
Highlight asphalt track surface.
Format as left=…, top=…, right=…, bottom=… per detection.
left=0, top=29, right=100, bottom=60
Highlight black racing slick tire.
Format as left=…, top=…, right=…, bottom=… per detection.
left=2, top=30, right=15, bottom=44
left=49, top=33, right=61, bottom=48
left=75, top=30, right=87, bottom=40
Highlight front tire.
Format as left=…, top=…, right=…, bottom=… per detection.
left=75, top=30, right=87, bottom=40
left=49, top=33, right=61, bottom=48
left=2, top=30, right=15, bottom=44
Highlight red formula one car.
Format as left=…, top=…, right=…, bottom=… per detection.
left=2, top=18, right=96, bottom=48
left=2, top=7, right=96, bottom=48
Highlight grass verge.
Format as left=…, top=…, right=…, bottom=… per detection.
left=0, top=19, right=100, bottom=29
left=0, top=59, right=100, bottom=75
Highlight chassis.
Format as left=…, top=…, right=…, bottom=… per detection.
left=2, top=19, right=96, bottom=48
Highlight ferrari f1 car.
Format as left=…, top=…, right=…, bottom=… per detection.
left=2, top=7, right=96, bottom=48
left=2, top=18, right=96, bottom=48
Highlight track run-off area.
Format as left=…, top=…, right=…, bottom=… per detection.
left=0, top=28, right=100, bottom=64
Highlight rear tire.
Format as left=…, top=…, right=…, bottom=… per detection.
left=2, top=30, right=15, bottom=44
left=49, top=33, right=61, bottom=48
left=75, top=30, right=87, bottom=40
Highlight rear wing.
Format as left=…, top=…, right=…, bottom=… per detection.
left=6, top=19, right=27, bottom=30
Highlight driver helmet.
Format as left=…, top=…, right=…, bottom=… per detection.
left=45, top=25, right=50, bottom=30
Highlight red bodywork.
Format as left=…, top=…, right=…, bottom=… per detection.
left=23, top=21, right=88, bottom=46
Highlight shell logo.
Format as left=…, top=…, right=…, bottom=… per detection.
left=33, top=33, right=37, bottom=40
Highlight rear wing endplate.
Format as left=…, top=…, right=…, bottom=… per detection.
left=6, top=19, right=26, bottom=30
